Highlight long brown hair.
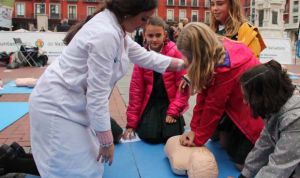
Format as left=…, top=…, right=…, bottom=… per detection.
left=210, top=0, right=246, bottom=38
left=63, top=0, right=158, bottom=45
left=176, top=22, right=226, bottom=94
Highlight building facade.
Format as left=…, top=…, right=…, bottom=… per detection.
left=12, top=0, right=250, bottom=31
left=284, top=0, right=299, bottom=45
left=157, top=0, right=249, bottom=24
left=13, top=0, right=104, bottom=31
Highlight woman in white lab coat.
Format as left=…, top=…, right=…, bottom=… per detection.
left=29, top=0, right=185, bottom=177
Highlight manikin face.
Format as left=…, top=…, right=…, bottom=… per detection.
left=210, top=0, right=229, bottom=25
left=144, top=24, right=166, bottom=51
left=122, top=9, right=155, bottom=33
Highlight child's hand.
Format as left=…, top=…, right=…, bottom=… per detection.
left=165, top=115, right=176, bottom=124
left=122, top=128, right=135, bottom=140
left=180, top=131, right=195, bottom=147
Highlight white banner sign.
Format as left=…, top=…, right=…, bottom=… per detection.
left=0, top=5, right=13, bottom=28
left=259, top=38, right=293, bottom=64
left=0, top=32, right=66, bottom=61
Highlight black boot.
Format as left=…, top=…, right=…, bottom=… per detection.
left=10, top=142, right=27, bottom=157
left=0, top=144, right=15, bottom=176
left=0, top=143, right=39, bottom=176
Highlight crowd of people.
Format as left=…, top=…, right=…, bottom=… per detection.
left=0, top=0, right=299, bottom=177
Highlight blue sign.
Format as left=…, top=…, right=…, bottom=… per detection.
left=297, top=40, right=300, bottom=58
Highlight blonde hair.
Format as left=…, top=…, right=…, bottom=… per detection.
left=177, top=22, right=226, bottom=94
left=210, top=0, right=246, bottom=38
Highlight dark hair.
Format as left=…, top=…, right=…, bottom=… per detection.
left=63, top=0, right=158, bottom=45
left=145, top=16, right=167, bottom=31
left=240, top=60, right=295, bottom=118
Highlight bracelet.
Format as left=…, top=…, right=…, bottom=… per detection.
left=182, top=75, right=191, bottom=85
left=100, top=142, right=113, bottom=148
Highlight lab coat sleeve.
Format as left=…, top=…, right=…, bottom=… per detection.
left=85, top=32, right=119, bottom=132
left=126, top=36, right=171, bottom=73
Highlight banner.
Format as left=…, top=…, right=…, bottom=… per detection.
left=0, top=32, right=66, bottom=62
left=0, top=5, right=13, bottom=28
left=259, top=38, right=293, bottom=64
left=0, top=0, right=14, bottom=28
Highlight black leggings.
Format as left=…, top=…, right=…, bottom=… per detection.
left=215, top=114, right=254, bottom=164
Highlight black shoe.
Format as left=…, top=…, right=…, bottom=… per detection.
left=10, top=142, right=27, bottom=157
left=0, top=144, right=15, bottom=175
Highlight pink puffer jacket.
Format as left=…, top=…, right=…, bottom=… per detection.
left=126, top=41, right=189, bottom=129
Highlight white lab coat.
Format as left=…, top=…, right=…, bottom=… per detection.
left=29, top=9, right=171, bottom=177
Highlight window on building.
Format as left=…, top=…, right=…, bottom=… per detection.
left=205, top=0, right=210, bottom=8
left=293, top=16, right=298, bottom=23
left=167, top=0, right=174, bottom=5
left=68, top=5, right=77, bottom=20
left=179, top=9, right=186, bottom=21
left=167, top=9, right=174, bottom=21
left=35, top=3, right=45, bottom=15
left=50, top=4, right=60, bottom=19
left=293, top=1, right=299, bottom=13
left=191, top=10, right=198, bottom=22
left=272, top=11, right=278, bottom=24
left=87, top=6, right=96, bottom=16
left=204, top=11, right=211, bottom=24
left=258, top=10, right=264, bottom=27
left=16, top=3, right=25, bottom=17
left=179, top=0, right=186, bottom=6
left=192, top=0, right=198, bottom=6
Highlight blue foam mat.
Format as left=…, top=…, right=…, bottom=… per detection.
left=129, top=141, right=185, bottom=178
left=206, top=140, right=240, bottom=178
left=0, top=81, right=33, bottom=94
left=103, top=143, right=140, bottom=178
left=26, top=140, right=240, bottom=178
left=0, top=102, right=29, bottom=131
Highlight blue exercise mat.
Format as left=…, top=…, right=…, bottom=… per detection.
left=26, top=140, right=240, bottom=178
left=0, top=81, right=33, bottom=94
left=0, top=102, right=29, bottom=131
left=104, top=143, right=140, bottom=178
left=206, top=140, right=240, bottom=178
left=129, top=141, right=185, bottom=178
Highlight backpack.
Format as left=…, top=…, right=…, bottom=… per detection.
left=237, top=22, right=266, bottom=57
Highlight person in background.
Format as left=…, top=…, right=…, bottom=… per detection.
left=29, top=0, right=186, bottom=177
left=134, top=27, right=144, bottom=46
left=56, top=19, right=70, bottom=32
left=181, top=18, right=189, bottom=27
left=123, top=16, right=189, bottom=143
left=210, top=0, right=265, bottom=57
left=176, top=22, right=264, bottom=170
left=239, top=60, right=300, bottom=178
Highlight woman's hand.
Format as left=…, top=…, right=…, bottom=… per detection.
left=165, top=115, right=177, bottom=124
left=122, top=128, right=136, bottom=140
left=179, top=75, right=190, bottom=92
left=97, top=144, right=114, bottom=166
left=180, top=131, right=196, bottom=147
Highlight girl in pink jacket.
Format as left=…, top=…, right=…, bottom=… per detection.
left=123, top=16, right=189, bottom=143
